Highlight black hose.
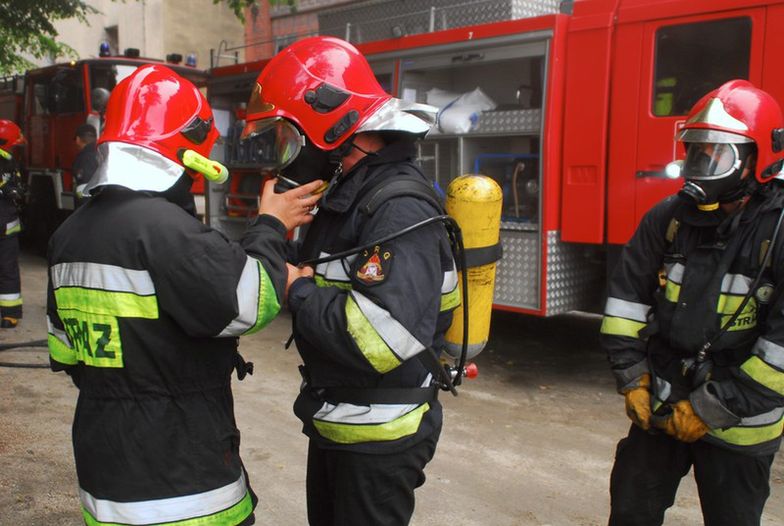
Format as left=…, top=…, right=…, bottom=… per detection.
left=0, top=339, right=50, bottom=369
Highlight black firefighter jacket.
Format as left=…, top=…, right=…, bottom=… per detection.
left=287, top=140, right=458, bottom=454
left=47, top=183, right=288, bottom=525
left=602, top=185, right=784, bottom=455
left=0, top=154, right=22, bottom=237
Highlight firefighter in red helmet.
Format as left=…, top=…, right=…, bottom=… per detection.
left=602, top=79, right=784, bottom=525
left=46, top=64, right=322, bottom=526
left=242, top=36, right=456, bottom=525
left=0, top=119, right=25, bottom=328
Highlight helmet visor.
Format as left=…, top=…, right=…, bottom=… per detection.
left=240, top=117, right=304, bottom=169
left=682, top=143, right=741, bottom=181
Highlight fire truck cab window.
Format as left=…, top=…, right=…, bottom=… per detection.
left=653, top=17, right=751, bottom=117
left=50, top=69, right=85, bottom=114
left=90, top=64, right=138, bottom=93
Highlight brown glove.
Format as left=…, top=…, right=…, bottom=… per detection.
left=662, top=400, right=710, bottom=442
left=623, top=373, right=652, bottom=430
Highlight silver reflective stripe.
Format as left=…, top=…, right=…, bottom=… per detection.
left=721, top=273, right=752, bottom=295
left=655, top=376, right=672, bottom=402
left=752, top=338, right=784, bottom=370
left=315, top=252, right=356, bottom=282
left=442, top=265, right=458, bottom=293
left=0, top=292, right=21, bottom=301
left=46, top=315, right=71, bottom=348
left=80, top=471, right=247, bottom=524
left=50, top=262, right=155, bottom=294
left=219, top=256, right=260, bottom=337
left=313, top=374, right=432, bottom=424
left=739, top=407, right=784, bottom=426
left=668, top=263, right=684, bottom=284
left=604, top=297, right=651, bottom=323
left=351, top=290, right=425, bottom=361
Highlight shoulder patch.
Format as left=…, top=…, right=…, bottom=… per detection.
left=355, top=245, right=392, bottom=285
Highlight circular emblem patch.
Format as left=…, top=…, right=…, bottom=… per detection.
left=756, top=283, right=775, bottom=304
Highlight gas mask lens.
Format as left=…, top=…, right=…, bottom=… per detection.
left=240, top=117, right=305, bottom=170
left=682, top=143, right=740, bottom=180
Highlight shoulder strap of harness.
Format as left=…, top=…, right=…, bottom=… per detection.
left=355, top=161, right=445, bottom=217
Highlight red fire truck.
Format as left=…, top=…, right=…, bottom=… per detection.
left=0, top=52, right=207, bottom=252
left=205, top=0, right=784, bottom=316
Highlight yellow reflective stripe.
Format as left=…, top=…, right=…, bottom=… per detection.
left=243, top=262, right=280, bottom=335
left=81, top=491, right=254, bottom=526
left=664, top=280, right=680, bottom=302
left=345, top=296, right=401, bottom=373
left=314, top=403, right=429, bottom=444
left=315, top=275, right=352, bottom=290
left=709, top=418, right=784, bottom=447
left=600, top=316, right=646, bottom=338
left=741, top=356, right=784, bottom=395
left=0, top=149, right=10, bottom=160
left=48, top=333, right=78, bottom=365
left=440, top=287, right=461, bottom=312
left=0, top=298, right=22, bottom=307
left=6, top=223, right=21, bottom=235
left=717, top=294, right=757, bottom=331
left=54, top=287, right=158, bottom=319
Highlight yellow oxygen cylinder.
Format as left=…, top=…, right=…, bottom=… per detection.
left=444, top=174, right=503, bottom=359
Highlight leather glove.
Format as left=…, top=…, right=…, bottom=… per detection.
left=662, top=400, right=709, bottom=442
left=623, top=373, right=652, bottom=430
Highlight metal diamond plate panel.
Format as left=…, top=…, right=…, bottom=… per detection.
left=474, top=109, right=541, bottom=135
left=318, top=0, right=561, bottom=43
left=493, top=228, right=540, bottom=309
left=545, top=230, right=604, bottom=315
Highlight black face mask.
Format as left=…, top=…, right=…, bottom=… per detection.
left=678, top=143, right=756, bottom=207
left=279, top=141, right=336, bottom=188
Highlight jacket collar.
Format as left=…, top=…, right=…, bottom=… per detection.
left=320, top=140, right=417, bottom=213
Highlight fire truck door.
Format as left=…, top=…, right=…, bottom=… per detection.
left=607, top=8, right=764, bottom=244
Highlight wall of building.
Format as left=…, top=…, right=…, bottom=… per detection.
left=30, top=0, right=243, bottom=69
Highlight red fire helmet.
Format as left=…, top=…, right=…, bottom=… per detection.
left=0, top=120, right=26, bottom=154
left=99, top=64, right=218, bottom=166
left=243, top=36, right=434, bottom=153
left=678, top=79, right=784, bottom=182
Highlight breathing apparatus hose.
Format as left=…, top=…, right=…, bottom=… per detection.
left=0, top=339, right=49, bottom=369
left=299, top=214, right=470, bottom=393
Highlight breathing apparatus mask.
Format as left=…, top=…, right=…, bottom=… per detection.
left=676, top=133, right=757, bottom=210
left=240, top=117, right=341, bottom=193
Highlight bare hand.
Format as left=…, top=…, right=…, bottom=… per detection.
left=259, top=178, right=324, bottom=231
left=285, top=263, right=315, bottom=303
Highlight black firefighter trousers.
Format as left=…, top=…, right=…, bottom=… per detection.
left=609, top=424, right=775, bottom=526
left=0, top=234, right=22, bottom=319
left=306, top=430, right=439, bottom=526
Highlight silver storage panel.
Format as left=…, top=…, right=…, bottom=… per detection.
left=494, top=227, right=540, bottom=309
left=545, top=230, right=605, bottom=314
left=319, top=0, right=561, bottom=43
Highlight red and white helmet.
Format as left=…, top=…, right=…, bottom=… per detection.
left=242, top=36, right=436, bottom=170
left=678, top=79, right=784, bottom=183
left=89, top=64, right=226, bottom=193
left=0, top=120, right=25, bottom=157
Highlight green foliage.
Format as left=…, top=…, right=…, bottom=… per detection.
left=0, top=0, right=95, bottom=74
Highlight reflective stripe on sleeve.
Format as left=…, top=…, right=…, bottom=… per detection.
left=345, top=291, right=426, bottom=373
left=47, top=315, right=77, bottom=365
left=709, top=417, right=784, bottom=447
left=80, top=472, right=252, bottom=526
left=604, top=298, right=650, bottom=323
left=0, top=292, right=22, bottom=307
left=5, top=218, right=20, bottom=235
left=740, top=356, right=784, bottom=395
left=219, top=256, right=280, bottom=336
left=440, top=266, right=460, bottom=312
left=752, top=338, right=784, bottom=370
left=600, top=317, right=646, bottom=338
